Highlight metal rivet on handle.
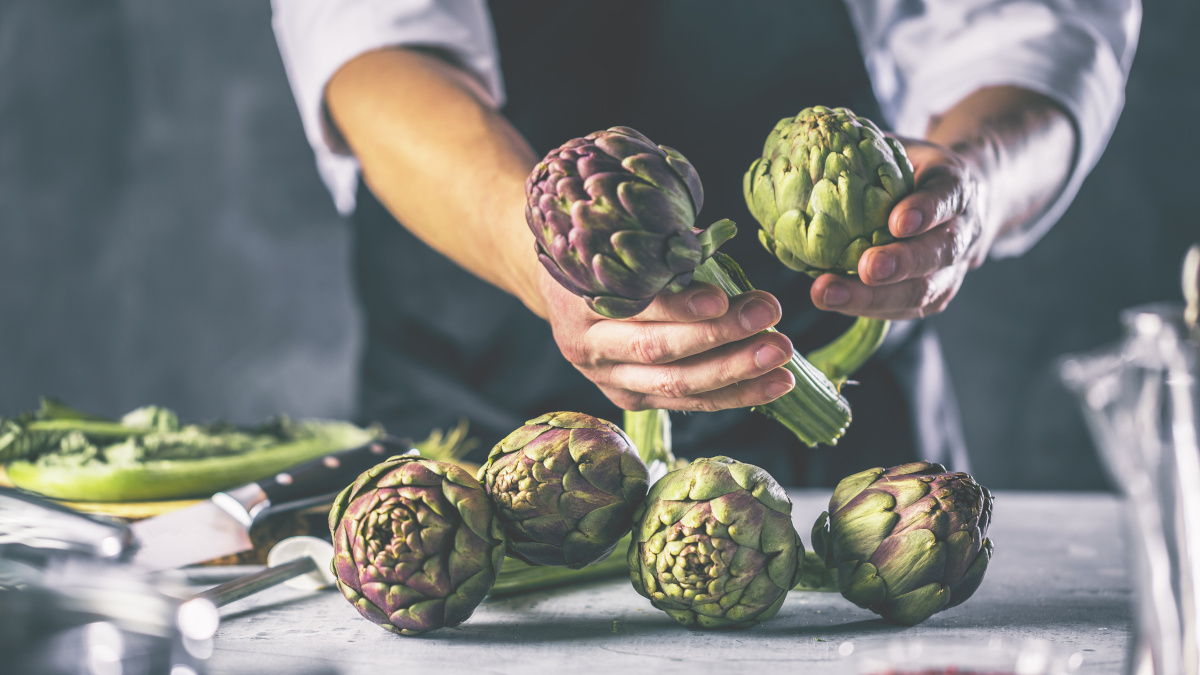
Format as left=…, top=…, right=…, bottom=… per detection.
left=275, top=473, right=293, bottom=486
left=323, top=456, right=340, bottom=469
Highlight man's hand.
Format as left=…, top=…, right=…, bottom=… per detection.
left=810, top=86, right=1076, bottom=320
left=810, top=139, right=990, bottom=320
left=539, top=270, right=797, bottom=412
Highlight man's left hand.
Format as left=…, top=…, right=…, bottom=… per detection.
left=810, top=138, right=994, bottom=320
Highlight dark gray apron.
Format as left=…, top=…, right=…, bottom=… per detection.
left=351, top=0, right=969, bottom=485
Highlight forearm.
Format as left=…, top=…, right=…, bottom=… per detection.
left=924, top=86, right=1076, bottom=243
left=325, top=47, right=547, bottom=316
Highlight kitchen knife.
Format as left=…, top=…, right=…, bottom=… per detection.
left=129, top=436, right=415, bottom=571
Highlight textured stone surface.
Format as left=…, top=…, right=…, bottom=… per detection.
left=202, top=491, right=1132, bottom=674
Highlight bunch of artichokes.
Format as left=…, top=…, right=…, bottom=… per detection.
left=628, top=456, right=803, bottom=629
left=526, top=127, right=851, bottom=448
left=811, top=461, right=994, bottom=625
left=328, top=455, right=506, bottom=636
left=477, top=411, right=649, bottom=568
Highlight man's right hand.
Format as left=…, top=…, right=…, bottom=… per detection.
left=537, top=269, right=797, bottom=413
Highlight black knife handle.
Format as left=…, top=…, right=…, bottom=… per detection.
left=255, top=436, right=415, bottom=518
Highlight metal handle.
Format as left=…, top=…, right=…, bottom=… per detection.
left=194, top=557, right=317, bottom=607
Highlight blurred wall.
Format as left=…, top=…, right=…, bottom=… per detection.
left=0, top=0, right=1193, bottom=488
left=0, top=0, right=358, bottom=425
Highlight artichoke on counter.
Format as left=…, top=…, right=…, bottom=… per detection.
left=628, top=456, right=803, bottom=629
left=478, top=412, right=648, bottom=568
left=811, top=461, right=994, bottom=626
left=329, top=455, right=505, bottom=636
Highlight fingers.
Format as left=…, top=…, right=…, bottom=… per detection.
left=582, top=290, right=782, bottom=365
left=858, top=216, right=980, bottom=285
left=627, top=281, right=729, bottom=323
left=604, top=330, right=794, bottom=400
left=811, top=266, right=966, bottom=320
left=889, top=164, right=969, bottom=239
left=545, top=275, right=797, bottom=414
left=603, top=367, right=797, bottom=413
left=886, top=139, right=976, bottom=238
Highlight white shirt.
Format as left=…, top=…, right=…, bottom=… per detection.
left=271, top=0, right=1139, bottom=257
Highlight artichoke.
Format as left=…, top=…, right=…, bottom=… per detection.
left=525, top=126, right=733, bottom=319
left=811, top=461, right=994, bottom=626
left=744, top=105, right=914, bottom=278
left=628, top=456, right=803, bottom=629
left=329, top=455, right=505, bottom=636
left=478, top=411, right=648, bottom=568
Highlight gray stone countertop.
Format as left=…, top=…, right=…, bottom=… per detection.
left=198, top=490, right=1131, bottom=675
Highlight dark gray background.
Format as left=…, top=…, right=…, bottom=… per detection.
left=1, top=0, right=1193, bottom=489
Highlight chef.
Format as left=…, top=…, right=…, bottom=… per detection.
left=269, top=0, right=1138, bottom=484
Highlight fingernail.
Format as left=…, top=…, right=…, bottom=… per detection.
left=897, top=209, right=923, bottom=236
left=868, top=251, right=896, bottom=282
left=739, top=298, right=777, bottom=331
left=823, top=282, right=850, bottom=307
left=765, top=379, right=794, bottom=399
left=687, top=292, right=724, bottom=318
left=755, top=344, right=788, bottom=370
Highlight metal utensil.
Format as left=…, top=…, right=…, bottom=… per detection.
left=193, top=536, right=335, bottom=607
left=1061, top=243, right=1200, bottom=675
left=0, top=486, right=134, bottom=565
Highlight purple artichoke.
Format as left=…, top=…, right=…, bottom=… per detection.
left=628, top=456, right=803, bottom=629
left=328, top=456, right=505, bottom=635
left=811, top=461, right=994, bottom=625
left=525, top=126, right=723, bottom=318
left=478, top=411, right=648, bottom=568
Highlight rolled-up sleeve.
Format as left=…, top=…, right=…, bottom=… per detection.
left=271, top=0, right=504, bottom=215
left=845, top=0, right=1141, bottom=257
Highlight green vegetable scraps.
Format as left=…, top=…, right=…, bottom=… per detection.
left=0, top=398, right=380, bottom=502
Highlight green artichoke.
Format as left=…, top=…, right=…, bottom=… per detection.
left=329, top=455, right=505, bottom=636
left=628, top=456, right=803, bottom=629
left=811, top=461, right=994, bottom=626
left=478, top=412, right=648, bottom=568
left=526, top=126, right=734, bottom=319
left=745, top=105, right=914, bottom=277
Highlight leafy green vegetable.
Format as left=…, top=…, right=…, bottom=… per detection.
left=1, top=398, right=380, bottom=502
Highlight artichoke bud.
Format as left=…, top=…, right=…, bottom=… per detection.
left=478, top=411, right=649, bottom=569
left=814, top=461, right=994, bottom=625
left=745, top=106, right=915, bottom=278
left=328, top=456, right=506, bottom=636
left=628, top=456, right=803, bottom=629
left=527, top=127, right=731, bottom=318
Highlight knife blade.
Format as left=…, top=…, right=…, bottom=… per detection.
left=129, top=436, right=415, bottom=571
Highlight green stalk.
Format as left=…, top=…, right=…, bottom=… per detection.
left=693, top=253, right=851, bottom=447
left=622, top=408, right=674, bottom=466
left=806, top=316, right=890, bottom=390
left=793, top=550, right=839, bottom=592
left=489, top=536, right=631, bottom=598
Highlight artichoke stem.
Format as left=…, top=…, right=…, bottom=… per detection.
left=693, top=254, right=851, bottom=447
left=623, top=409, right=674, bottom=466
left=805, top=317, right=890, bottom=390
